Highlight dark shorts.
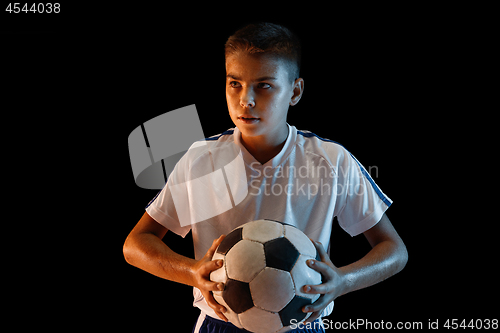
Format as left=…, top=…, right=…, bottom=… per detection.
left=194, top=315, right=325, bottom=333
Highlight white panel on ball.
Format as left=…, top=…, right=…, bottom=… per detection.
left=290, top=254, right=322, bottom=301
left=225, top=240, right=266, bottom=283
left=284, top=225, right=316, bottom=257
left=239, top=306, right=283, bottom=333
left=242, top=219, right=284, bottom=243
left=250, top=267, right=295, bottom=312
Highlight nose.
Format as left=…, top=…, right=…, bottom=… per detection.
left=240, top=88, right=255, bottom=108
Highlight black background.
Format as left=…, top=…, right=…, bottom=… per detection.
left=2, top=3, right=496, bottom=331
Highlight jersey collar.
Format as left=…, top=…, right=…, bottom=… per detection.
left=233, top=123, right=297, bottom=169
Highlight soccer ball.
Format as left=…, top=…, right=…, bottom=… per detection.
left=210, top=219, right=322, bottom=333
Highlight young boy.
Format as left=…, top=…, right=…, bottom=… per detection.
left=123, top=23, right=408, bottom=333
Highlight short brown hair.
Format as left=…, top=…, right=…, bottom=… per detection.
left=225, top=22, right=301, bottom=82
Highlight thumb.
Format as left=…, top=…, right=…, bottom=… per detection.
left=312, top=240, right=333, bottom=265
left=206, top=235, right=225, bottom=259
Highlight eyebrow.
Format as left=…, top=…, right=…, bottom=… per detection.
left=226, top=74, right=277, bottom=81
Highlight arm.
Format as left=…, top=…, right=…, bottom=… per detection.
left=303, top=213, right=408, bottom=322
left=123, top=212, right=228, bottom=321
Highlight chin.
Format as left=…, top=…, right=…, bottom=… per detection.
left=237, top=125, right=263, bottom=138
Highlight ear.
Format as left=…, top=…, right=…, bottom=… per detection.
left=289, top=78, right=304, bottom=106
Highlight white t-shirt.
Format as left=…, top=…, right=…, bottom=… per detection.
left=146, top=124, right=392, bottom=319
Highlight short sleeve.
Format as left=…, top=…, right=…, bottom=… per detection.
left=145, top=155, right=192, bottom=238
left=336, top=150, right=392, bottom=237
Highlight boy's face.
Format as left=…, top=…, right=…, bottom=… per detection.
left=225, top=52, right=302, bottom=141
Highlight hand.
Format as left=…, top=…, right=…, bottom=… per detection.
left=191, top=235, right=228, bottom=321
left=302, top=240, right=347, bottom=323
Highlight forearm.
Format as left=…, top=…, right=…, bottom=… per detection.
left=303, top=215, right=408, bottom=323
left=123, top=232, right=197, bottom=287
left=339, top=239, right=408, bottom=296
left=123, top=213, right=228, bottom=321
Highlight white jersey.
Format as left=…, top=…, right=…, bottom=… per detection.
left=146, top=124, right=392, bottom=320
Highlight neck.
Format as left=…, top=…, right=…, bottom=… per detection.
left=240, top=123, right=289, bottom=165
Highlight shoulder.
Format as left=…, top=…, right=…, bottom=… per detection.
left=295, top=129, right=351, bottom=167
left=179, top=128, right=239, bottom=171
left=184, top=128, right=236, bottom=156
left=205, top=129, right=235, bottom=142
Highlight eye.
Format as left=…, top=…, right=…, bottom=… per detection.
left=257, top=83, right=271, bottom=89
left=229, top=81, right=241, bottom=88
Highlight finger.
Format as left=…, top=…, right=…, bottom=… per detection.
left=204, top=291, right=228, bottom=322
left=201, top=257, right=224, bottom=274
left=216, top=311, right=228, bottom=322
left=214, top=234, right=226, bottom=247
left=303, top=311, right=322, bottom=324
left=199, top=264, right=225, bottom=291
left=205, top=235, right=226, bottom=259
left=311, top=240, right=332, bottom=264
left=303, top=294, right=334, bottom=313
left=200, top=279, right=225, bottom=293
left=303, top=281, right=332, bottom=295
left=306, top=259, right=335, bottom=281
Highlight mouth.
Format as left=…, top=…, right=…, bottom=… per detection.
left=237, top=115, right=260, bottom=124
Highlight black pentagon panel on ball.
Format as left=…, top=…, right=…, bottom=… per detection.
left=264, top=237, right=299, bottom=272
left=223, top=278, right=254, bottom=314
left=279, top=295, right=312, bottom=327
left=216, top=227, right=243, bottom=255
